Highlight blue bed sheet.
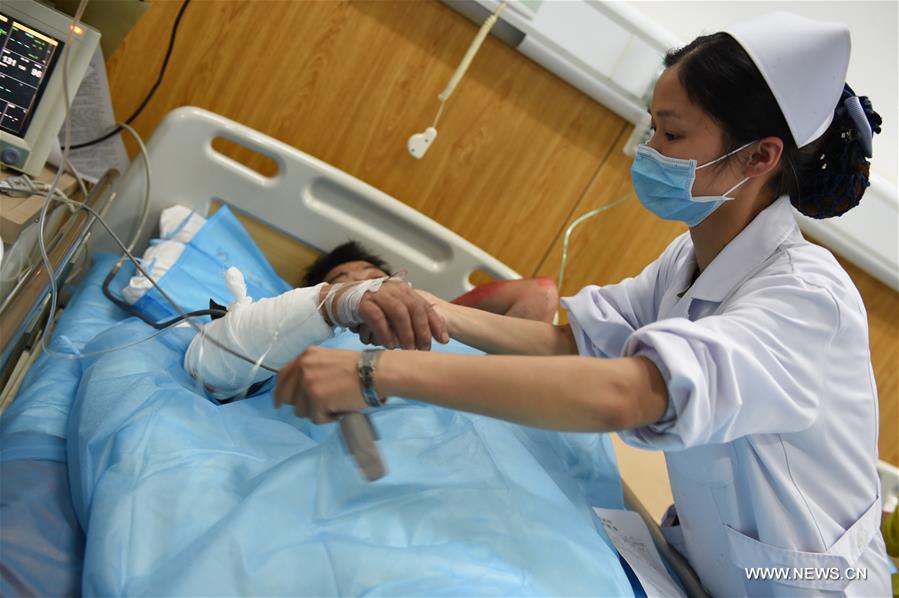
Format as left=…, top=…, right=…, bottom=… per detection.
left=0, top=252, right=128, bottom=462
left=0, top=236, right=636, bottom=596
left=68, top=319, right=631, bottom=596
left=0, top=253, right=127, bottom=597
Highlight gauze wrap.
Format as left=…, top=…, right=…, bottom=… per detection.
left=159, top=205, right=207, bottom=243
left=324, top=275, right=408, bottom=326
left=123, top=206, right=209, bottom=303
left=184, top=267, right=333, bottom=399
left=122, top=240, right=186, bottom=305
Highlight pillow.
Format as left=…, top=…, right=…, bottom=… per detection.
left=113, top=205, right=292, bottom=323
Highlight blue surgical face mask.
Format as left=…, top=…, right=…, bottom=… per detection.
left=630, top=141, right=755, bottom=227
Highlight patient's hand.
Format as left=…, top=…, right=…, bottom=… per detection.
left=355, top=288, right=449, bottom=350
left=327, top=281, right=448, bottom=351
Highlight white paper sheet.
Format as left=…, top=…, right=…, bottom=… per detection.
left=55, top=47, right=129, bottom=183
left=594, top=507, right=687, bottom=598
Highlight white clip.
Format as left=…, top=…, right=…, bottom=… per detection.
left=407, top=127, right=437, bottom=159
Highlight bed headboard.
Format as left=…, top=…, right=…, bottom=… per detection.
left=96, top=107, right=520, bottom=299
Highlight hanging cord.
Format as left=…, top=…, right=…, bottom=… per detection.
left=34, top=0, right=284, bottom=375
left=557, top=194, right=630, bottom=291
left=430, top=0, right=508, bottom=129
left=64, top=0, right=191, bottom=150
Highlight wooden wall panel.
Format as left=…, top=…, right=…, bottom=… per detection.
left=533, top=130, right=686, bottom=294
left=106, top=0, right=625, bottom=276
left=836, top=258, right=899, bottom=466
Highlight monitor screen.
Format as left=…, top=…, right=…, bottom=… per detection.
left=0, top=12, right=64, bottom=138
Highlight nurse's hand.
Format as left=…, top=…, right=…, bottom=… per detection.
left=332, top=281, right=448, bottom=350
left=274, top=347, right=364, bottom=423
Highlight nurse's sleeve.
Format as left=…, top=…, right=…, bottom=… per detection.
left=619, top=275, right=840, bottom=450
left=562, top=234, right=687, bottom=357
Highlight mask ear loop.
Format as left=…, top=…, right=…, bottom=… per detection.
left=696, top=140, right=757, bottom=199
left=696, top=140, right=757, bottom=170
left=720, top=176, right=751, bottom=200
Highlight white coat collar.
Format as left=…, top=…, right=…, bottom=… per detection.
left=684, top=195, right=799, bottom=303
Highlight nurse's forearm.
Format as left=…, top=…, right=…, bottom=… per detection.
left=439, top=299, right=576, bottom=356
left=375, top=351, right=669, bottom=432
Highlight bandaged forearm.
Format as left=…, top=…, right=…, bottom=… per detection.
left=184, top=268, right=333, bottom=399
left=323, top=277, right=391, bottom=326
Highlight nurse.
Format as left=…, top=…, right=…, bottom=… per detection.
left=276, top=12, right=889, bottom=596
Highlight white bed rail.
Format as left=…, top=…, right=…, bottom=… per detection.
left=97, top=107, right=519, bottom=299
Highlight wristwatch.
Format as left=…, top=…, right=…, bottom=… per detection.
left=357, top=349, right=386, bottom=408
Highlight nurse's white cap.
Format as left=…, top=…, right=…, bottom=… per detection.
left=724, top=12, right=850, bottom=148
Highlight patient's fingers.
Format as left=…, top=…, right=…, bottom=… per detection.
left=381, top=295, right=415, bottom=350
left=357, top=324, right=384, bottom=346
left=358, top=299, right=396, bottom=349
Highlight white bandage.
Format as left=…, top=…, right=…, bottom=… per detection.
left=324, top=275, right=406, bottom=327
left=183, top=268, right=333, bottom=399
left=159, top=205, right=207, bottom=243
left=224, top=266, right=252, bottom=309
left=122, top=240, right=186, bottom=304
left=123, top=206, right=208, bottom=304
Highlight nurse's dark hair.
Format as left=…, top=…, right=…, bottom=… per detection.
left=664, top=33, right=882, bottom=218
left=302, top=241, right=390, bottom=287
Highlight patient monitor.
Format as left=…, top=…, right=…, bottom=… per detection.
left=0, top=0, right=99, bottom=175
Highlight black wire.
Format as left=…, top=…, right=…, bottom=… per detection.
left=100, top=261, right=273, bottom=399
left=66, top=0, right=192, bottom=151
left=101, top=261, right=226, bottom=330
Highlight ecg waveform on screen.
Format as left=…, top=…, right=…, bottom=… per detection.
left=0, top=13, right=62, bottom=137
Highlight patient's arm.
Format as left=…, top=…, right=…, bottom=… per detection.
left=340, top=280, right=448, bottom=351
left=356, top=294, right=573, bottom=356
left=451, top=277, right=559, bottom=323
left=184, top=284, right=334, bottom=399
left=184, top=271, right=448, bottom=398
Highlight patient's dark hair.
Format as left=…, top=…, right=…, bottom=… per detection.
left=664, top=33, right=882, bottom=218
left=302, top=241, right=390, bottom=287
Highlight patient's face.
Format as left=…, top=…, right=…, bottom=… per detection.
left=324, top=260, right=388, bottom=284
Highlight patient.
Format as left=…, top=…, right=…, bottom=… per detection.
left=184, top=264, right=446, bottom=400
left=303, top=241, right=559, bottom=324
left=184, top=241, right=556, bottom=400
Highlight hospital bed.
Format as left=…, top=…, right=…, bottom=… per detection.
left=0, top=107, right=705, bottom=596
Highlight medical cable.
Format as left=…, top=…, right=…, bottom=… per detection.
left=434, top=0, right=508, bottom=126
left=32, top=0, right=280, bottom=377
left=36, top=0, right=87, bottom=358
left=89, top=119, right=154, bottom=315
left=37, top=192, right=383, bottom=480
left=556, top=194, right=630, bottom=291
left=65, top=0, right=192, bottom=151
left=33, top=0, right=383, bottom=479
left=38, top=195, right=283, bottom=372
left=63, top=156, right=89, bottom=200
left=117, top=122, right=153, bottom=254
left=38, top=184, right=337, bottom=385
left=407, top=0, right=507, bottom=158
left=99, top=265, right=227, bottom=329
